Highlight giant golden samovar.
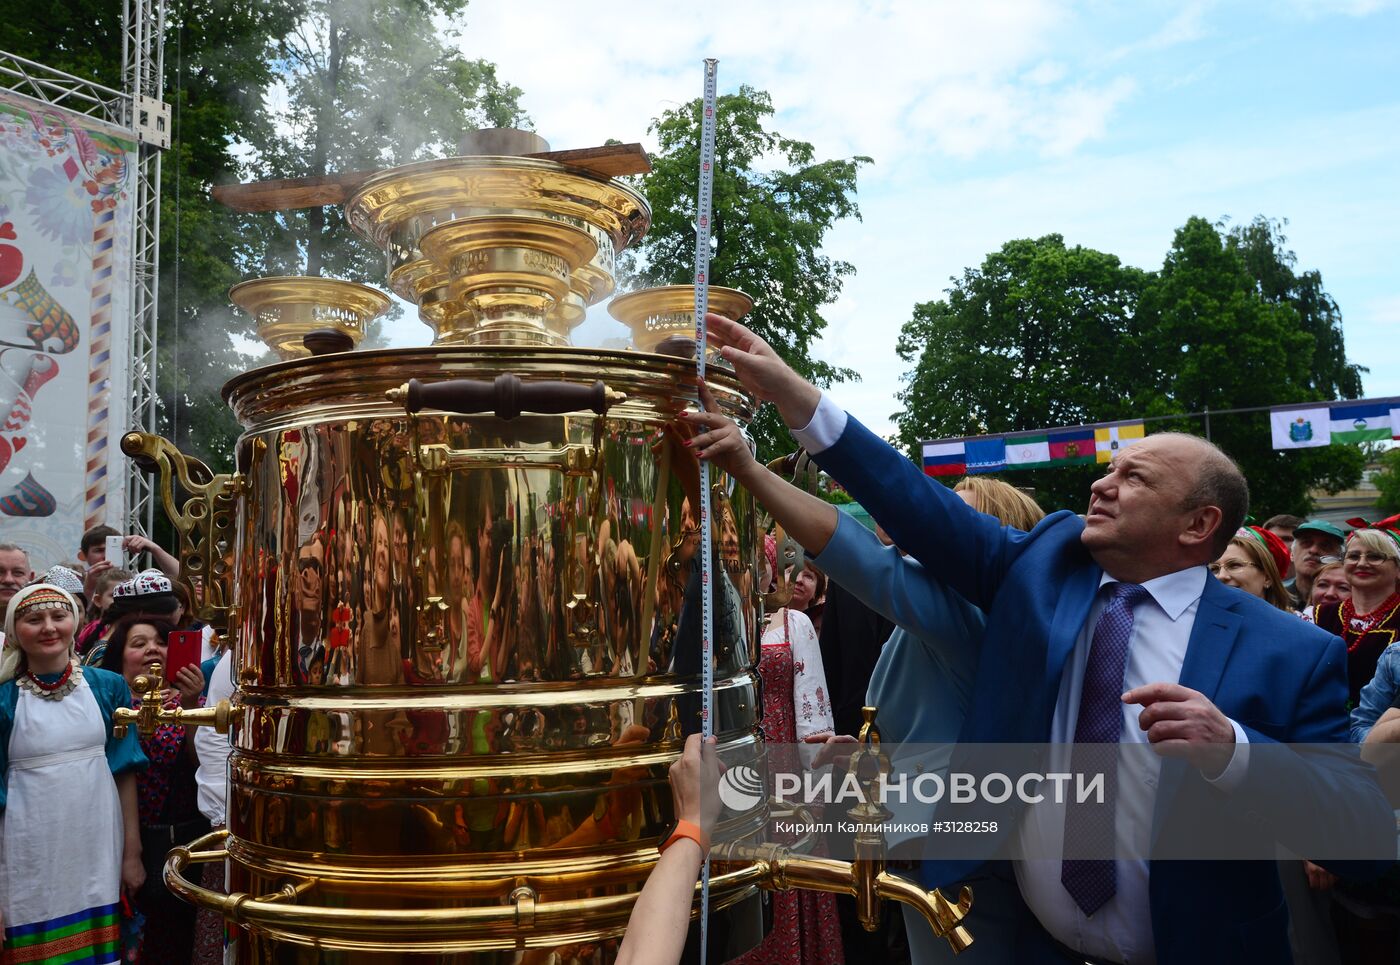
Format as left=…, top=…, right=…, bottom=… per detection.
left=118, top=131, right=971, bottom=962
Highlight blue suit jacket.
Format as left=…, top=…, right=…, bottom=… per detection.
left=814, top=412, right=1394, bottom=964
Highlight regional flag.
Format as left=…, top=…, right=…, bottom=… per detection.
left=1048, top=428, right=1096, bottom=466
left=922, top=441, right=966, bottom=477
left=1329, top=403, right=1392, bottom=443
left=1004, top=434, right=1052, bottom=469
left=1095, top=422, right=1146, bottom=463
left=1270, top=406, right=1331, bottom=449
left=965, top=437, right=1007, bottom=475
left=1392, top=409, right=1400, bottom=441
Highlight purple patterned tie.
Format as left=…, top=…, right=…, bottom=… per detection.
left=1061, top=581, right=1150, bottom=916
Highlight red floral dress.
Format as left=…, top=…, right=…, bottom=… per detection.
left=730, top=612, right=843, bottom=965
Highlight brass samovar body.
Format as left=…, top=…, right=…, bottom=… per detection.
left=131, top=138, right=971, bottom=962
left=213, top=346, right=765, bottom=962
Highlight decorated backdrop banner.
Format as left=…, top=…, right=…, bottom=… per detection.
left=0, top=91, right=135, bottom=568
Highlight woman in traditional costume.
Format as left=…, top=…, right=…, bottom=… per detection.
left=1315, top=522, right=1400, bottom=707
left=730, top=596, right=843, bottom=965
left=0, top=583, right=145, bottom=963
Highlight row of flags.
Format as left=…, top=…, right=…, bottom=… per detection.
left=1271, top=401, right=1400, bottom=449
left=922, top=422, right=1146, bottom=477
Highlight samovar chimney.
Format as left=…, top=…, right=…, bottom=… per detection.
left=456, top=127, right=550, bottom=156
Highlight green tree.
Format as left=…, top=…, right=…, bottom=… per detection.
left=0, top=0, right=300, bottom=470
left=1136, top=217, right=1364, bottom=515
left=894, top=218, right=1365, bottom=514
left=246, top=1, right=527, bottom=284
left=1226, top=216, right=1364, bottom=400
left=619, top=85, right=869, bottom=460
left=892, top=235, right=1150, bottom=507
left=1372, top=450, right=1400, bottom=516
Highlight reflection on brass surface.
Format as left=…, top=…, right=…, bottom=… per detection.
left=229, top=276, right=391, bottom=361
left=139, top=345, right=777, bottom=961
left=607, top=285, right=754, bottom=355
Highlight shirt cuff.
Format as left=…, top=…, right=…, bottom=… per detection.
left=1204, top=718, right=1250, bottom=791
left=790, top=392, right=847, bottom=455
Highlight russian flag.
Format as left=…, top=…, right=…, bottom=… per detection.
left=922, top=440, right=966, bottom=477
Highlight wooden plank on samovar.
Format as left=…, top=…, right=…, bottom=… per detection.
left=210, top=143, right=652, bottom=212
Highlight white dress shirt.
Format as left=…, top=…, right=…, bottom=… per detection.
left=793, top=393, right=1248, bottom=965
left=194, top=650, right=234, bottom=826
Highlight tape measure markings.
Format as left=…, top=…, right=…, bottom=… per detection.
left=692, top=55, right=719, bottom=965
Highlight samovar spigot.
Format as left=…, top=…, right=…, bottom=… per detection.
left=848, top=705, right=895, bottom=931
left=719, top=705, right=975, bottom=953
left=112, top=662, right=236, bottom=739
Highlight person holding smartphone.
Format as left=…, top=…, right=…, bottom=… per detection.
left=99, top=616, right=206, bottom=965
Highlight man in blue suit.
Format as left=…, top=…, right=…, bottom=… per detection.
left=684, top=314, right=1393, bottom=965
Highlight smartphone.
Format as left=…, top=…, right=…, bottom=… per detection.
left=165, top=629, right=203, bottom=684
left=104, top=534, right=125, bottom=568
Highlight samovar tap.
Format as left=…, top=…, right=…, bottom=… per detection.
left=112, top=662, right=236, bottom=739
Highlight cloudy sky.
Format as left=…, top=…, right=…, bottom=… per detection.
left=384, top=0, right=1400, bottom=436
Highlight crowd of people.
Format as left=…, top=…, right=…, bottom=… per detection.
left=6, top=320, right=1400, bottom=965
left=0, top=526, right=232, bottom=964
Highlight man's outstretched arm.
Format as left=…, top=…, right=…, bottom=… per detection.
left=702, top=313, right=1031, bottom=610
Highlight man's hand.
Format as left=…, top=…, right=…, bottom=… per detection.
left=704, top=314, right=822, bottom=430
left=669, top=733, right=722, bottom=837
left=82, top=559, right=114, bottom=600
left=1122, top=682, right=1236, bottom=778
left=805, top=731, right=858, bottom=770
left=123, top=534, right=180, bottom=578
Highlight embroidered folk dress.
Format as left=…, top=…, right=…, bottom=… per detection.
left=731, top=609, right=843, bottom=965
left=1315, top=594, right=1400, bottom=706
left=0, top=667, right=145, bottom=964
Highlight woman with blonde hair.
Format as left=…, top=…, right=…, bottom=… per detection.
left=954, top=476, right=1043, bottom=532
left=1315, top=522, right=1400, bottom=706
left=1304, top=560, right=1351, bottom=618
left=1211, top=526, right=1294, bottom=612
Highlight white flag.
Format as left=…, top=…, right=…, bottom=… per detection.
left=1271, top=407, right=1331, bottom=449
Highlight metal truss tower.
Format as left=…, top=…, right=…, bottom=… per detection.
left=122, top=0, right=170, bottom=537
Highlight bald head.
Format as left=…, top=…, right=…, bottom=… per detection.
left=1083, top=432, right=1249, bottom=583
left=1166, top=434, right=1249, bottom=556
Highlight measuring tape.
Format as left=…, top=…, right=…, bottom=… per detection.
left=692, top=56, right=719, bottom=965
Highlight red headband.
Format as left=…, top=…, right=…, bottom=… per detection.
left=1345, top=515, right=1400, bottom=551
left=1237, top=526, right=1291, bottom=577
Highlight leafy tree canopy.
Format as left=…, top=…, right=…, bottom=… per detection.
left=619, top=85, right=869, bottom=460
left=894, top=216, right=1366, bottom=515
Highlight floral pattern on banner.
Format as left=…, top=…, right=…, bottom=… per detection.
left=0, top=91, right=136, bottom=567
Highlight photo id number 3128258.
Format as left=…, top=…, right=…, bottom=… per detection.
left=932, top=821, right=998, bottom=833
